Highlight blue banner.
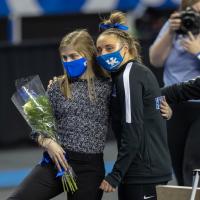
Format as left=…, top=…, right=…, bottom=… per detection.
left=0, top=0, right=180, bottom=17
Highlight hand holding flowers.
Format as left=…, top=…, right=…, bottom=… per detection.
left=38, top=136, right=69, bottom=172
left=11, top=75, right=78, bottom=195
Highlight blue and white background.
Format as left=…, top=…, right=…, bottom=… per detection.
left=0, top=0, right=181, bottom=17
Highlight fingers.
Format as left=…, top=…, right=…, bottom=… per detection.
left=160, top=100, right=173, bottom=120
left=53, top=156, right=62, bottom=172
left=170, top=12, right=181, bottom=19
left=192, top=2, right=200, bottom=12
left=99, top=180, right=108, bottom=191
left=188, top=31, right=195, bottom=41
left=57, top=152, right=69, bottom=171
left=160, top=105, right=168, bottom=117
left=47, top=80, right=53, bottom=89
left=169, top=12, right=181, bottom=32
left=61, top=147, right=66, bottom=154
left=47, top=76, right=58, bottom=89
left=46, top=141, right=68, bottom=172
left=181, top=34, right=200, bottom=54
left=160, top=101, right=168, bottom=111
left=100, top=180, right=116, bottom=193
left=160, top=101, right=168, bottom=114
left=160, top=111, right=169, bottom=119
left=169, top=21, right=181, bottom=32
left=169, top=18, right=181, bottom=25
left=53, top=76, right=58, bottom=82
left=181, top=39, right=189, bottom=48
left=181, top=37, right=192, bottom=50
left=51, top=151, right=69, bottom=172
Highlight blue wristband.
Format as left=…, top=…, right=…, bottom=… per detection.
left=196, top=52, right=200, bottom=60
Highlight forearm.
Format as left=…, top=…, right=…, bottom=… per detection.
left=105, top=146, right=136, bottom=188
left=150, top=29, right=174, bottom=67
left=105, top=124, right=141, bottom=187
left=161, top=78, right=200, bottom=104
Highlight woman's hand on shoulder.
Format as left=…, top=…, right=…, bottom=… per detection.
left=47, top=76, right=58, bottom=89
left=160, top=97, right=173, bottom=120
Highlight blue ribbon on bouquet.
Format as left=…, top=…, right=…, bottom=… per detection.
left=40, top=151, right=67, bottom=177
left=18, top=87, right=38, bottom=102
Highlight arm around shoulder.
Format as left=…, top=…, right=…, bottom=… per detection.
left=161, top=77, right=200, bottom=104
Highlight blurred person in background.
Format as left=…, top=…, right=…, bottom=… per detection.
left=150, top=0, right=200, bottom=186
left=7, top=29, right=111, bottom=200
left=96, top=11, right=172, bottom=200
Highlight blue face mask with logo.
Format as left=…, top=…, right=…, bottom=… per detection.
left=63, top=57, right=87, bottom=78
left=96, top=48, right=124, bottom=72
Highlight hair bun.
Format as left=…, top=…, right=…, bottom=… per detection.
left=100, top=11, right=128, bottom=30
left=109, top=11, right=127, bottom=25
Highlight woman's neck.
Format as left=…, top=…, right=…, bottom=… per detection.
left=121, top=53, right=135, bottom=66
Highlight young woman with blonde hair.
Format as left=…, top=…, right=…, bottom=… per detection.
left=96, top=11, right=172, bottom=200
left=7, top=29, right=111, bottom=200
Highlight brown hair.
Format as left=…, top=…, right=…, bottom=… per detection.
left=181, top=0, right=200, bottom=10
left=58, top=29, right=108, bottom=100
left=99, top=11, right=142, bottom=63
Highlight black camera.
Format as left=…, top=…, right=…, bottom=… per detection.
left=177, top=7, right=200, bottom=35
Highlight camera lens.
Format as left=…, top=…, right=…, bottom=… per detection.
left=177, top=8, right=200, bottom=35
left=182, top=16, right=195, bottom=29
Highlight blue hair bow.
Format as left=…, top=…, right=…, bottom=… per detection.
left=99, top=23, right=128, bottom=31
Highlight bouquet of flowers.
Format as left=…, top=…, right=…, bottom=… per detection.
left=11, top=75, right=78, bottom=194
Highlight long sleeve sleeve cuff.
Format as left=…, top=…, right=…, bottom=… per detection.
left=105, top=173, right=121, bottom=188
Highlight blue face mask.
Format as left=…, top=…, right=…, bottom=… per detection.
left=96, top=48, right=124, bottom=72
left=63, top=57, right=87, bottom=78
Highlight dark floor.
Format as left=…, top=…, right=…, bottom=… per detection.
left=0, top=141, right=176, bottom=200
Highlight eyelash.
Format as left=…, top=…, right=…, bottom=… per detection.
left=106, top=47, right=113, bottom=51
left=62, top=54, right=79, bottom=61
left=97, top=47, right=113, bottom=54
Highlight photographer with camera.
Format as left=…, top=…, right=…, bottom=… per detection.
left=150, top=0, right=200, bottom=186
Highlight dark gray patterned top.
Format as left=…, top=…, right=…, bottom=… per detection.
left=47, top=78, right=111, bottom=153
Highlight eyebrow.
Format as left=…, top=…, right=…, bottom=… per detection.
left=62, top=53, right=79, bottom=57
left=104, top=44, right=115, bottom=48
left=97, top=44, right=114, bottom=48
left=105, top=44, right=114, bottom=46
